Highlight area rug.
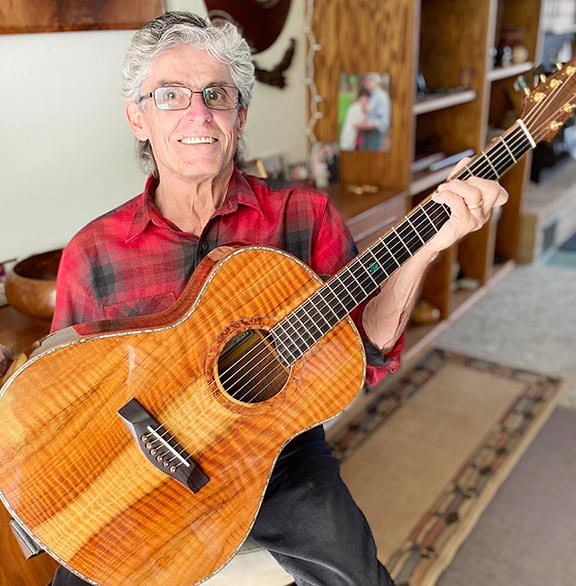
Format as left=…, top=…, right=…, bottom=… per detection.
left=558, top=231, right=576, bottom=251
left=437, top=405, right=576, bottom=586
left=328, top=349, right=564, bottom=586
left=543, top=231, right=576, bottom=269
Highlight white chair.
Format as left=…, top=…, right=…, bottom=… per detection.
left=203, top=538, right=294, bottom=585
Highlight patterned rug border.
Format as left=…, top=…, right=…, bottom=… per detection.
left=329, top=348, right=564, bottom=586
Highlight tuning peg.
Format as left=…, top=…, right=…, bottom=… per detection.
left=514, top=75, right=531, bottom=95
left=556, top=63, right=563, bottom=70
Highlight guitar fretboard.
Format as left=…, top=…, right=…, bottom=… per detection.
left=271, top=121, right=535, bottom=365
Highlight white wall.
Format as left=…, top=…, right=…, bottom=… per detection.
left=0, top=0, right=307, bottom=262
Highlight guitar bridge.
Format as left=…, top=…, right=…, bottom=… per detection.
left=118, top=398, right=209, bottom=493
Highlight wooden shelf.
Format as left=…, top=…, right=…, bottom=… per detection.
left=487, top=61, right=533, bottom=82
left=412, top=89, right=477, bottom=115
left=409, top=167, right=451, bottom=195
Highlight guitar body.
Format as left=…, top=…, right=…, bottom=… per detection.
left=0, top=245, right=366, bottom=586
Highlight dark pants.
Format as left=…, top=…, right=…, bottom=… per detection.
left=52, top=427, right=395, bottom=586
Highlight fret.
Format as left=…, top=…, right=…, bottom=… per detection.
left=372, top=238, right=408, bottom=276
left=339, top=269, right=365, bottom=302
left=501, top=137, right=517, bottom=163
left=491, top=145, right=510, bottom=178
left=316, top=285, right=350, bottom=321
left=487, top=133, right=520, bottom=178
left=362, top=248, right=389, bottom=283
left=331, top=273, right=360, bottom=309
left=271, top=115, right=541, bottom=367
left=405, top=215, right=426, bottom=245
left=396, top=220, right=422, bottom=256
left=485, top=155, right=500, bottom=179
left=308, top=292, right=341, bottom=328
left=392, top=226, right=412, bottom=256
left=271, top=329, right=299, bottom=364
left=348, top=259, right=376, bottom=295
left=467, top=125, right=533, bottom=183
left=380, top=235, right=402, bottom=268
left=356, top=256, right=381, bottom=288
left=297, top=298, right=333, bottom=336
left=456, top=163, right=474, bottom=181
left=418, top=203, right=440, bottom=236
left=291, top=306, right=323, bottom=347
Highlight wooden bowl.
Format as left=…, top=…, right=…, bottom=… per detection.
left=5, top=249, right=63, bottom=320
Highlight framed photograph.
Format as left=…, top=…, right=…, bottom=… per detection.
left=240, top=159, right=267, bottom=178
left=0, top=0, right=165, bottom=34
left=338, top=72, right=392, bottom=152
left=310, top=142, right=339, bottom=188
left=261, top=155, right=286, bottom=180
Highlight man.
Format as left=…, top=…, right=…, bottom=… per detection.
left=51, top=11, right=507, bottom=586
left=357, top=73, right=391, bottom=151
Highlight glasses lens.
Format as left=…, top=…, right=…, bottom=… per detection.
left=154, top=87, right=192, bottom=110
left=202, top=86, right=239, bottom=110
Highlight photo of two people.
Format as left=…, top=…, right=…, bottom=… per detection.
left=338, top=72, right=391, bottom=152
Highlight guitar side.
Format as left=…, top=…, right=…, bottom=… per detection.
left=0, top=245, right=366, bottom=586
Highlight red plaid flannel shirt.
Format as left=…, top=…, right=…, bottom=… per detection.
left=52, top=169, right=403, bottom=385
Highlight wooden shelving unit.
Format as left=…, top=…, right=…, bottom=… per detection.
left=311, top=0, right=544, bottom=349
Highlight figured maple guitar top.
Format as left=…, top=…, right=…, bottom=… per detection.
left=0, top=245, right=366, bottom=586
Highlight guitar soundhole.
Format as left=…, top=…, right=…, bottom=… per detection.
left=217, top=329, right=289, bottom=403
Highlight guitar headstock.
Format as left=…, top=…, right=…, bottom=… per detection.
left=519, top=57, right=576, bottom=143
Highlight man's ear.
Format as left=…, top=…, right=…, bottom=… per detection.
left=236, top=108, right=247, bottom=139
left=125, top=102, right=148, bottom=141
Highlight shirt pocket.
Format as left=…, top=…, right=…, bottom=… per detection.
left=103, top=292, right=177, bottom=320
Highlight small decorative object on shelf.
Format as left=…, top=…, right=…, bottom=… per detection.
left=310, top=142, right=339, bottom=188
left=495, top=28, right=528, bottom=67
left=0, top=259, right=16, bottom=307
left=288, top=161, right=310, bottom=182
left=410, top=299, right=441, bottom=325
left=345, top=184, right=380, bottom=195
left=0, top=344, right=14, bottom=378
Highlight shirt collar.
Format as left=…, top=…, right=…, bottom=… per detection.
left=125, top=168, right=263, bottom=242
left=125, top=175, right=162, bottom=242
left=232, top=168, right=265, bottom=212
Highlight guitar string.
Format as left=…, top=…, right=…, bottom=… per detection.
left=58, top=77, right=575, bottom=525
left=63, top=79, right=576, bottom=520
left=67, top=92, right=568, bottom=516
left=146, top=121, right=545, bottom=469
left=144, top=130, right=529, bottom=470
left=147, top=98, right=572, bottom=471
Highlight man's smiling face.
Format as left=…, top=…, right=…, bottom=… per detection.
left=126, top=45, right=246, bottom=185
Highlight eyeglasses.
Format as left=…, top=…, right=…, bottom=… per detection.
left=138, top=85, right=240, bottom=111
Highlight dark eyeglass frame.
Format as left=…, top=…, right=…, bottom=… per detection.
left=138, top=85, right=241, bottom=111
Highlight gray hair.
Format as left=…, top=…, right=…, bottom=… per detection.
left=122, top=11, right=255, bottom=176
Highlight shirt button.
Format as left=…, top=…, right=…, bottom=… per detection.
left=200, top=241, right=209, bottom=251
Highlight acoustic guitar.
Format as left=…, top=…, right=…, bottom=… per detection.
left=1, top=61, right=575, bottom=586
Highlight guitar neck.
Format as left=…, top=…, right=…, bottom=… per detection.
left=272, top=119, right=536, bottom=364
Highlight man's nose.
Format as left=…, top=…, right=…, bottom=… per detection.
left=186, top=92, right=212, bottom=121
